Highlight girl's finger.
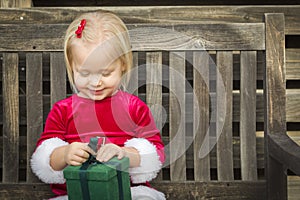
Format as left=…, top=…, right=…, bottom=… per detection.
left=117, top=150, right=125, bottom=159
left=75, top=149, right=90, bottom=159
left=72, top=154, right=88, bottom=162
left=82, top=143, right=96, bottom=155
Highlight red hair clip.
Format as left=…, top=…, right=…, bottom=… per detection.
left=75, top=19, right=86, bottom=38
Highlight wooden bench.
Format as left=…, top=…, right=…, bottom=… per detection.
left=0, top=7, right=299, bottom=199
left=264, top=14, right=300, bottom=199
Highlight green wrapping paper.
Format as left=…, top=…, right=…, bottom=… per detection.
left=63, top=156, right=131, bottom=200
left=63, top=137, right=131, bottom=200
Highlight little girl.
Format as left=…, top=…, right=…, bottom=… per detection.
left=31, top=10, right=165, bottom=200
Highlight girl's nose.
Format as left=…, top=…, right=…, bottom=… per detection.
left=97, top=80, right=103, bottom=87
left=90, top=74, right=102, bottom=86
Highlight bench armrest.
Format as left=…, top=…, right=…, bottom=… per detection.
left=268, top=133, right=300, bottom=175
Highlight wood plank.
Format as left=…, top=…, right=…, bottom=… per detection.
left=265, top=13, right=286, bottom=136
left=264, top=13, right=287, bottom=200
left=26, top=53, right=43, bottom=183
left=2, top=53, right=19, bottom=182
left=0, top=181, right=267, bottom=200
left=129, top=23, right=265, bottom=51
left=0, top=0, right=31, bottom=8
left=0, top=6, right=299, bottom=34
left=50, top=52, right=66, bottom=106
left=146, top=52, right=163, bottom=129
left=145, top=52, right=163, bottom=181
left=0, top=23, right=265, bottom=51
left=240, top=51, right=257, bottom=180
left=216, top=51, right=234, bottom=181
left=268, top=133, right=300, bottom=175
left=152, top=181, right=266, bottom=200
left=169, top=51, right=186, bottom=181
left=287, top=89, right=300, bottom=122
left=126, top=52, right=138, bottom=96
left=0, top=183, right=53, bottom=199
left=288, top=176, right=300, bottom=200
left=286, top=48, right=300, bottom=80
left=193, top=51, right=210, bottom=181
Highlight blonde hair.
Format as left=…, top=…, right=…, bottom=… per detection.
left=64, top=10, right=132, bottom=92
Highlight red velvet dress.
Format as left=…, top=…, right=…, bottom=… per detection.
left=36, top=91, right=165, bottom=196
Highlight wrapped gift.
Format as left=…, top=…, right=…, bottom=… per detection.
left=63, top=138, right=131, bottom=200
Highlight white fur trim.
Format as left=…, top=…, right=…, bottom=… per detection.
left=49, top=195, right=68, bottom=200
left=30, top=137, right=68, bottom=184
left=131, top=186, right=166, bottom=200
left=124, top=138, right=162, bottom=183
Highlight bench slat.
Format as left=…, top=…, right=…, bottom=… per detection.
left=26, top=53, right=43, bottom=183
left=216, top=51, right=234, bottom=181
left=0, top=6, right=298, bottom=34
left=126, top=52, right=139, bottom=96
left=0, top=181, right=267, bottom=200
left=146, top=52, right=163, bottom=181
left=146, top=52, right=163, bottom=130
left=2, top=53, right=19, bottom=182
left=265, top=13, right=288, bottom=200
left=0, top=23, right=265, bottom=51
left=193, top=51, right=211, bottom=181
left=169, top=51, right=186, bottom=181
left=240, top=51, right=258, bottom=180
left=50, top=52, right=66, bottom=105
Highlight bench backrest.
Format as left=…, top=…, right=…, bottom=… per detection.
left=0, top=8, right=288, bottom=199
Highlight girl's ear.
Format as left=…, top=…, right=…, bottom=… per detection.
left=121, top=60, right=126, bottom=72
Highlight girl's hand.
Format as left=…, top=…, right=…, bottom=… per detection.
left=96, top=143, right=125, bottom=162
left=64, top=142, right=95, bottom=166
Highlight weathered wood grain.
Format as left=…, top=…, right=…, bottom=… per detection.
left=2, top=53, right=19, bottom=182
left=216, top=51, right=234, bottom=181
left=265, top=13, right=286, bottom=135
left=126, top=52, right=138, bottom=96
left=50, top=52, right=66, bottom=106
left=288, top=176, right=300, bottom=200
left=286, top=48, right=300, bottom=80
left=0, top=6, right=299, bottom=34
left=146, top=52, right=163, bottom=181
left=264, top=13, right=288, bottom=200
left=146, top=52, right=163, bottom=129
left=26, top=53, right=43, bottom=183
left=169, top=51, right=186, bottom=181
left=193, top=51, right=210, bottom=181
left=0, top=181, right=267, bottom=200
left=240, top=51, right=257, bottom=180
left=0, top=23, right=265, bottom=51
left=0, top=0, right=31, bottom=8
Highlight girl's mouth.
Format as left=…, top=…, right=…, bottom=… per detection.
left=90, top=89, right=103, bottom=95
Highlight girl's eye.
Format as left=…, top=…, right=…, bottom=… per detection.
left=79, top=71, right=90, bottom=77
left=102, top=72, right=111, bottom=77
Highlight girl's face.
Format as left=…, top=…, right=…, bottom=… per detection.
left=72, top=41, right=125, bottom=101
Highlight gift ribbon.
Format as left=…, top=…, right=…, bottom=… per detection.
left=79, top=137, right=126, bottom=200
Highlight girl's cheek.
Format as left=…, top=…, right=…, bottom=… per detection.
left=74, top=76, right=89, bottom=87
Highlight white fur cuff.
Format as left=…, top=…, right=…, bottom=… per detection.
left=131, top=186, right=166, bottom=200
left=30, top=137, right=68, bottom=184
left=124, top=138, right=162, bottom=183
